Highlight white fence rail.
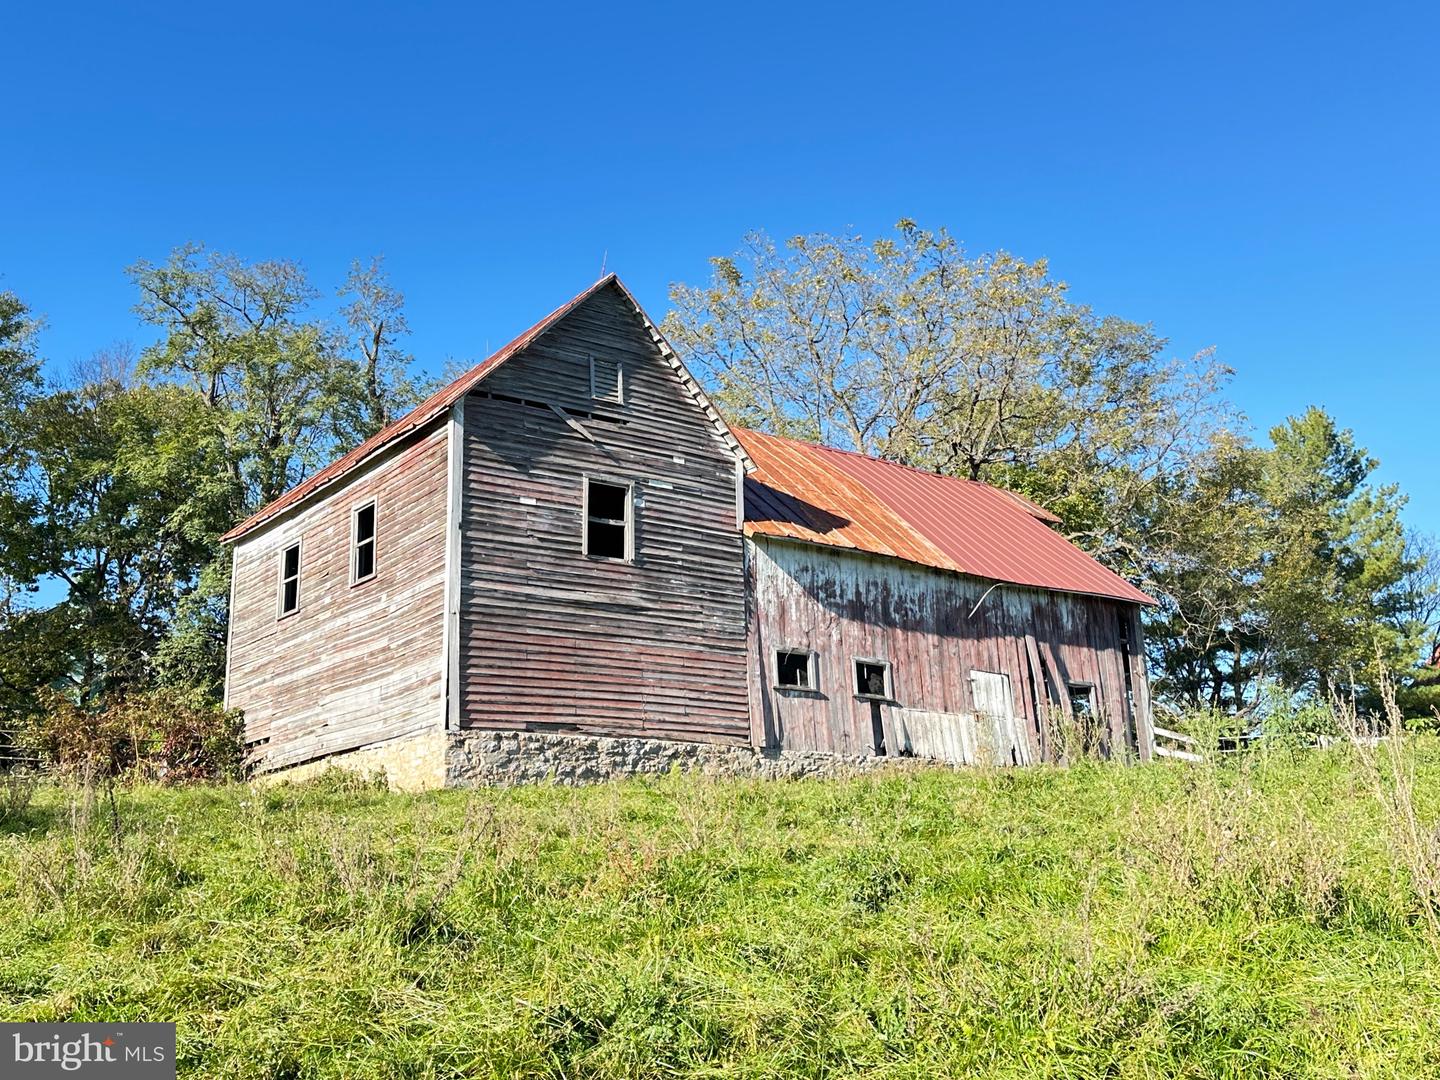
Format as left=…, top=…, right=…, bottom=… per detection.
left=1151, top=724, right=1204, bottom=763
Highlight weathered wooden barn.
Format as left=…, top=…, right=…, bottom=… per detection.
left=222, top=275, right=1154, bottom=788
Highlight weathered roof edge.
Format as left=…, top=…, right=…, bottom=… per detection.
left=748, top=530, right=1157, bottom=607
left=220, top=274, right=750, bottom=544
left=736, top=426, right=1157, bottom=607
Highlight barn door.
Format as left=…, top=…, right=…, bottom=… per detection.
left=970, top=671, right=1030, bottom=766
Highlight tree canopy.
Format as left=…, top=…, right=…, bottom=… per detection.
left=0, top=250, right=430, bottom=717
left=0, top=225, right=1432, bottom=723
left=666, top=221, right=1434, bottom=713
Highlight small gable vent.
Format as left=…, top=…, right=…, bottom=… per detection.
left=589, top=355, right=624, bottom=404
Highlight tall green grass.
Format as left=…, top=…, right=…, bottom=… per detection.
left=3, top=741, right=1440, bottom=1078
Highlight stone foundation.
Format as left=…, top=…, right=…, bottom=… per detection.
left=255, top=730, right=447, bottom=792
left=444, top=729, right=935, bottom=787
left=258, top=728, right=941, bottom=791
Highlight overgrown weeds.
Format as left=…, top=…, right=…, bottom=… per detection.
left=2, top=739, right=1440, bottom=1077
left=22, top=687, right=243, bottom=784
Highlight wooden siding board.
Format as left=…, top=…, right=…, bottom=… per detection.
left=748, top=537, right=1149, bottom=762
left=227, top=424, right=449, bottom=770
left=457, top=286, right=749, bottom=743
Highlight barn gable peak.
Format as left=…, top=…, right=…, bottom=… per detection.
left=222, top=274, right=750, bottom=543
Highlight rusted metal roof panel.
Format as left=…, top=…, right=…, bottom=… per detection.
left=737, top=427, right=1154, bottom=605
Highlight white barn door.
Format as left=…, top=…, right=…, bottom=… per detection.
left=970, top=671, right=1031, bottom=766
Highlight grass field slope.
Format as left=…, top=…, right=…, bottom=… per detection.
left=3, top=742, right=1440, bottom=1078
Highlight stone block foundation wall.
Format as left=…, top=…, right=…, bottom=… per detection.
left=258, top=728, right=944, bottom=791
left=444, top=729, right=936, bottom=787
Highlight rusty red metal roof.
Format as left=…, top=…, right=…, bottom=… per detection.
left=221, top=275, right=746, bottom=543
left=737, top=427, right=1155, bottom=605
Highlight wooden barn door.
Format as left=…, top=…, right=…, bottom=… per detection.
left=970, top=671, right=1031, bottom=766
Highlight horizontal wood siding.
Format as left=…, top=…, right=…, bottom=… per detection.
left=457, top=284, right=748, bottom=742
left=747, top=537, right=1150, bottom=761
left=227, top=425, right=449, bottom=769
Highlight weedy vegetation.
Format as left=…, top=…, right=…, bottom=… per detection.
left=3, top=723, right=1440, bottom=1079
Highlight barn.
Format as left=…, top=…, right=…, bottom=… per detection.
left=222, top=275, right=1154, bottom=788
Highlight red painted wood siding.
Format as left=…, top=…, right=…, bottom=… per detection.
left=227, top=425, right=449, bottom=769
left=747, top=537, right=1152, bottom=760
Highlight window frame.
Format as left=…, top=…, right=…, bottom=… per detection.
left=852, top=656, right=893, bottom=701
left=1066, top=681, right=1096, bottom=716
left=276, top=539, right=302, bottom=620
left=773, top=648, right=820, bottom=693
left=589, top=354, right=624, bottom=404
left=350, top=498, right=379, bottom=586
left=582, top=476, right=634, bottom=562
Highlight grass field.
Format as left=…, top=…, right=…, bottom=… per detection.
left=3, top=741, right=1440, bottom=1079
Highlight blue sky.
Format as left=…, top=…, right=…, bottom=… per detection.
left=4, top=1, right=1437, bottom=531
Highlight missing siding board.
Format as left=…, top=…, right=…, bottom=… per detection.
left=854, top=658, right=891, bottom=700
left=278, top=542, right=301, bottom=618
left=589, top=355, right=623, bottom=404
left=584, top=478, right=631, bottom=561
left=775, top=649, right=817, bottom=691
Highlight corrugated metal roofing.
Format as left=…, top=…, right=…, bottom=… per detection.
left=221, top=275, right=747, bottom=543
left=736, top=427, right=1155, bottom=605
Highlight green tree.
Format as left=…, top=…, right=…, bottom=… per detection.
left=126, top=246, right=433, bottom=703
left=0, top=289, right=48, bottom=717
left=0, top=378, right=236, bottom=706
left=337, top=256, right=424, bottom=440
left=129, top=244, right=361, bottom=506
left=1140, top=434, right=1269, bottom=710
left=1257, top=407, right=1421, bottom=698
left=665, top=221, right=1234, bottom=574
left=0, top=290, right=43, bottom=454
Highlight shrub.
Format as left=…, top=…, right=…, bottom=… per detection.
left=0, top=769, right=38, bottom=825
left=26, top=688, right=244, bottom=784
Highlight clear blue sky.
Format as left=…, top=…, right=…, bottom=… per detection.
left=4, top=2, right=1437, bottom=531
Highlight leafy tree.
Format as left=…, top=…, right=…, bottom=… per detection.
left=1142, top=434, right=1269, bottom=709
left=123, top=247, right=434, bottom=704
left=0, top=378, right=237, bottom=706
left=665, top=221, right=1235, bottom=574
left=129, top=244, right=360, bottom=505
left=0, top=290, right=42, bottom=456
left=1257, top=407, right=1421, bottom=698
left=337, top=256, right=424, bottom=439
left=1397, top=532, right=1440, bottom=666
left=0, top=290, right=48, bottom=716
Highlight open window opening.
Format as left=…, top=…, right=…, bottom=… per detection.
left=584, top=479, right=631, bottom=561
left=854, top=658, right=891, bottom=700
left=352, top=501, right=377, bottom=584
left=1067, top=683, right=1095, bottom=718
left=278, top=542, right=300, bottom=618
left=590, top=355, right=624, bottom=404
left=775, top=649, right=817, bottom=691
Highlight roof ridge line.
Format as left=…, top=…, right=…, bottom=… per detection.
left=733, top=425, right=1048, bottom=503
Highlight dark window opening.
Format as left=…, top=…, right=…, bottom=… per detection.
left=278, top=542, right=300, bottom=617
left=353, top=502, right=377, bottom=583
left=1117, top=612, right=1136, bottom=702
left=855, top=659, right=890, bottom=699
left=585, top=479, right=630, bottom=560
left=590, top=356, right=624, bottom=403
left=1068, top=683, right=1094, bottom=717
left=775, top=650, right=815, bottom=690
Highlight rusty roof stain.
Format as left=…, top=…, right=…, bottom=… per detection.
left=736, top=427, right=1155, bottom=605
